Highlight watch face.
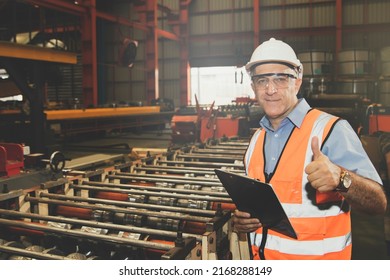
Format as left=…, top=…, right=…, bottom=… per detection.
left=343, top=173, right=352, bottom=189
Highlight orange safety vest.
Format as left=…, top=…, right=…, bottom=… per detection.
left=245, top=109, right=352, bottom=260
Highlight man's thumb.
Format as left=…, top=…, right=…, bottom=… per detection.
left=311, top=136, right=322, bottom=160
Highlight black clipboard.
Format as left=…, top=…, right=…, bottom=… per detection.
left=215, top=169, right=297, bottom=239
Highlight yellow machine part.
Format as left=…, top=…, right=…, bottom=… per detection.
left=45, top=106, right=161, bottom=121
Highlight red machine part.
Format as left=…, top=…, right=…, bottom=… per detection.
left=143, top=236, right=175, bottom=259
left=199, top=117, right=241, bottom=143
left=7, top=221, right=45, bottom=236
left=56, top=205, right=92, bottom=220
left=211, top=202, right=236, bottom=212
left=94, top=191, right=128, bottom=201
left=0, top=143, right=24, bottom=177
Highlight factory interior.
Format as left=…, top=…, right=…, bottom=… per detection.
left=0, top=0, right=390, bottom=260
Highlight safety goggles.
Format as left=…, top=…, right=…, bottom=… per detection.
left=251, top=73, right=297, bottom=90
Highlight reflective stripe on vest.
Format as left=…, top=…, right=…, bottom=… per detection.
left=245, top=109, right=352, bottom=260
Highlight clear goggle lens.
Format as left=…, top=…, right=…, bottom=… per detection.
left=252, top=73, right=297, bottom=89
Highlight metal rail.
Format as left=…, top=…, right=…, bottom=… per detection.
left=113, top=171, right=221, bottom=183
left=40, top=192, right=217, bottom=217
left=25, top=196, right=213, bottom=223
left=136, top=164, right=244, bottom=173
left=133, top=165, right=218, bottom=175
left=156, top=160, right=244, bottom=169
left=191, top=148, right=246, bottom=156
left=0, top=208, right=202, bottom=241
left=107, top=173, right=223, bottom=187
left=0, top=217, right=174, bottom=251
left=72, top=183, right=232, bottom=204
left=175, top=153, right=243, bottom=162
left=82, top=180, right=230, bottom=198
left=0, top=245, right=73, bottom=260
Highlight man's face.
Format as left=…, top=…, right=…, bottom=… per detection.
left=251, top=63, right=302, bottom=126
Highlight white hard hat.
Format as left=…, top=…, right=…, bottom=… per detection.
left=246, top=38, right=303, bottom=77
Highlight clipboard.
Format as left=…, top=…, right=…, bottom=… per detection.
left=215, top=169, right=297, bottom=239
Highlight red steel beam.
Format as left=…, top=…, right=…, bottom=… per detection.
left=156, top=28, right=179, bottom=41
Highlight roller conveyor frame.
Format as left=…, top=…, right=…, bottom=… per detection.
left=0, top=208, right=202, bottom=242
left=0, top=217, right=178, bottom=252
left=0, top=205, right=201, bottom=259
left=0, top=216, right=200, bottom=260
left=0, top=136, right=253, bottom=260
left=25, top=196, right=213, bottom=223
left=0, top=180, right=207, bottom=259
left=26, top=185, right=233, bottom=257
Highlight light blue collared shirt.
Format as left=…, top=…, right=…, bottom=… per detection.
left=259, top=98, right=382, bottom=184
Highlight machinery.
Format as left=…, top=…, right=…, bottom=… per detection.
left=0, top=138, right=251, bottom=260
left=171, top=98, right=263, bottom=144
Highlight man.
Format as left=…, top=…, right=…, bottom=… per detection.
left=233, top=38, right=387, bottom=260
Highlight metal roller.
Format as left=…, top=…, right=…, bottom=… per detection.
left=204, top=144, right=248, bottom=150
left=40, top=192, right=219, bottom=216
left=0, top=209, right=202, bottom=242
left=0, top=136, right=250, bottom=260
left=25, top=195, right=213, bottom=223
left=114, top=212, right=146, bottom=227
left=156, top=159, right=244, bottom=169
left=107, top=173, right=223, bottom=187
left=0, top=217, right=177, bottom=252
left=190, top=148, right=245, bottom=156
left=80, top=180, right=231, bottom=200
left=132, top=165, right=218, bottom=176
left=112, top=171, right=222, bottom=183
left=175, top=153, right=243, bottom=162
left=9, top=245, right=45, bottom=260
left=0, top=241, right=25, bottom=260
left=148, top=163, right=244, bottom=172
left=0, top=244, right=71, bottom=260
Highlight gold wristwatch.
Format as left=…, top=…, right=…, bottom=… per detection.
left=336, top=169, right=352, bottom=192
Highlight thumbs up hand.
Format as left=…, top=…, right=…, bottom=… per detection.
left=305, top=136, right=341, bottom=192
left=310, top=135, right=323, bottom=161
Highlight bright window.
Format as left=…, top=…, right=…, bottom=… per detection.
left=190, top=66, right=254, bottom=106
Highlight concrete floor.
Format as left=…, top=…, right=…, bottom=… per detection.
left=60, top=129, right=390, bottom=260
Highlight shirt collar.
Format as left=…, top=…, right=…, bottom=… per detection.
left=259, top=98, right=311, bottom=131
